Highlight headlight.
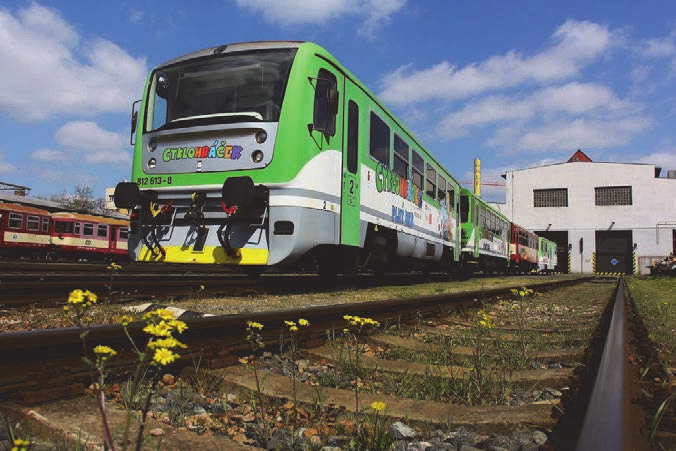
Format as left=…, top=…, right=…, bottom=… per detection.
left=148, top=158, right=157, bottom=169
left=255, top=131, right=267, bottom=143
left=251, top=150, right=264, bottom=163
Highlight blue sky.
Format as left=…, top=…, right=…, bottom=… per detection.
left=1, top=1, right=676, bottom=202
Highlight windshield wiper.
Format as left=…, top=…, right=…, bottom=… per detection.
left=156, top=112, right=263, bottom=131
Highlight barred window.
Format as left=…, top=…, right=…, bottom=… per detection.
left=595, top=186, right=632, bottom=206
left=533, top=188, right=568, bottom=207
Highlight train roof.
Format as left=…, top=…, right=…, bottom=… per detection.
left=51, top=212, right=129, bottom=226
left=157, top=40, right=305, bottom=68
left=0, top=192, right=63, bottom=211
left=0, top=202, right=51, bottom=215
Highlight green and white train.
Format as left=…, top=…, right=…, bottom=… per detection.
left=114, top=41, right=463, bottom=275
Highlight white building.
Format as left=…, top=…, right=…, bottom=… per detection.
left=503, top=150, right=676, bottom=274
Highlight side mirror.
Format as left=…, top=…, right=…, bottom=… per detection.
left=130, top=99, right=141, bottom=145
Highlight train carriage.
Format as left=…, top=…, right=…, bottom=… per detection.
left=0, top=202, right=51, bottom=259
left=458, top=188, right=510, bottom=274
left=114, top=41, right=462, bottom=275
left=509, top=222, right=538, bottom=272
left=537, top=236, right=558, bottom=273
left=51, top=212, right=129, bottom=261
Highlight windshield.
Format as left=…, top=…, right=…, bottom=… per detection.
left=145, top=48, right=297, bottom=132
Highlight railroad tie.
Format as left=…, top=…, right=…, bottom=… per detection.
left=122, top=302, right=215, bottom=320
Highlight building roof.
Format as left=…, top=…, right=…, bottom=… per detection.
left=0, top=192, right=64, bottom=211
left=566, top=149, right=593, bottom=163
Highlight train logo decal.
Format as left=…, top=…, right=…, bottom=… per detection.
left=392, top=205, right=415, bottom=227
left=162, top=140, right=243, bottom=162
left=375, top=163, right=423, bottom=208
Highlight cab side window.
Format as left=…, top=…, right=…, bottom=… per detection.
left=312, top=68, right=338, bottom=136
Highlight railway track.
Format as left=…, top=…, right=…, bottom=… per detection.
left=0, top=276, right=663, bottom=450
left=0, top=262, right=456, bottom=307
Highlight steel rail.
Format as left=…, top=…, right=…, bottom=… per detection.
left=575, top=278, right=637, bottom=451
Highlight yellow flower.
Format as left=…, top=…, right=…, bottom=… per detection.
left=144, top=320, right=172, bottom=337
left=93, top=345, right=117, bottom=356
left=169, top=319, right=187, bottom=334
left=298, top=318, right=310, bottom=326
left=371, top=401, right=386, bottom=412
left=68, top=289, right=85, bottom=304
left=289, top=325, right=299, bottom=333
left=118, top=315, right=134, bottom=326
left=153, top=347, right=178, bottom=366
left=83, top=290, right=97, bottom=304
left=285, top=320, right=296, bottom=327
left=149, top=337, right=186, bottom=349
left=247, top=321, right=263, bottom=330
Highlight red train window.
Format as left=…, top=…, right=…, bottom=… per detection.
left=97, top=225, right=108, bottom=238
left=27, top=215, right=39, bottom=231
left=9, top=213, right=22, bottom=229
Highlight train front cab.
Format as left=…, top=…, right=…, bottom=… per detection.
left=0, top=203, right=51, bottom=259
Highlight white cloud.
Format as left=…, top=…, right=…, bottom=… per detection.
left=436, top=82, right=639, bottom=140
left=32, top=148, right=68, bottom=163
left=636, top=151, right=676, bottom=172
left=507, top=117, right=652, bottom=151
left=638, top=35, right=676, bottom=59
left=0, top=3, right=147, bottom=121
left=54, top=121, right=130, bottom=164
left=128, top=8, right=144, bottom=23
left=234, top=0, right=405, bottom=37
left=378, top=19, right=614, bottom=105
left=0, top=158, right=17, bottom=173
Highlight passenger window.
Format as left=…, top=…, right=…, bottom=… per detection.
left=8, top=213, right=22, bottom=229
left=412, top=150, right=424, bottom=190
left=27, top=215, right=39, bottom=231
left=75, top=222, right=81, bottom=235
left=97, top=224, right=108, bottom=238
left=393, top=134, right=409, bottom=179
left=426, top=163, right=436, bottom=198
left=312, top=68, right=338, bottom=136
left=369, top=112, right=390, bottom=166
left=42, top=217, right=50, bottom=232
left=437, top=177, right=446, bottom=203
left=84, top=223, right=94, bottom=236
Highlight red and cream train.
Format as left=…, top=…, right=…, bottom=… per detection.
left=0, top=202, right=129, bottom=262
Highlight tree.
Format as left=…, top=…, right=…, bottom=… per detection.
left=51, top=185, right=105, bottom=214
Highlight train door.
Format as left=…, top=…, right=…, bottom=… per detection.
left=340, top=80, right=361, bottom=246
left=109, top=225, right=118, bottom=253
left=595, top=230, right=633, bottom=274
